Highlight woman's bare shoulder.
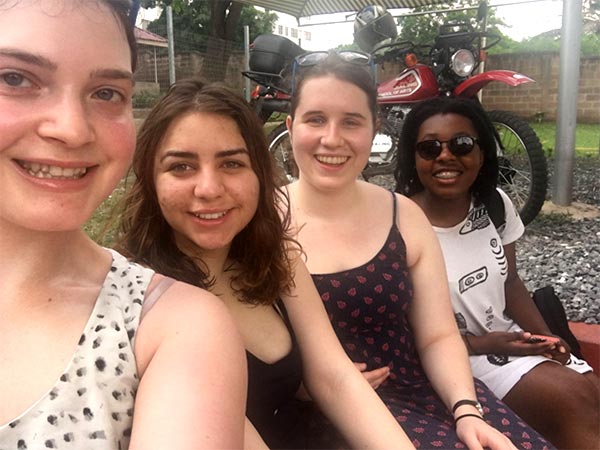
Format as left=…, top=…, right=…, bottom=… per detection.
left=134, top=278, right=239, bottom=373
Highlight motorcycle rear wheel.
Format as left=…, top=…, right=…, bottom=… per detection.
left=488, top=110, right=547, bottom=225
left=268, top=123, right=297, bottom=185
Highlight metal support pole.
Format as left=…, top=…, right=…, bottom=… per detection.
left=244, top=25, right=251, bottom=102
left=552, top=0, right=582, bottom=205
left=153, top=47, right=158, bottom=84
left=477, top=2, right=489, bottom=103
left=166, top=5, right=176, bottom=85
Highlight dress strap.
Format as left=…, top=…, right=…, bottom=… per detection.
left=140, top=276, right=177, bottom=322
left=390, top=190, right=398, bottom=224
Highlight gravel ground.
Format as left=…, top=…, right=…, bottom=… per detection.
left=370, top=155, right=600, bottom=324
left=516, top=156, right=600, bottom=324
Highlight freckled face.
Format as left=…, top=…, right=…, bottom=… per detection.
left=414, top=113, right=484, bottom=201
left=0, top=2, right=135, bottom=232
left=153, top=112, right=260, bottom=259
left=287, top=75, right=375, bottom=190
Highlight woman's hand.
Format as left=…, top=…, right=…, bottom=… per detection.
left=534, top=334, right=570, bottom=364
left=354, top=362, right=390, bottom=390
left=456, top=416, right=517, bottom=450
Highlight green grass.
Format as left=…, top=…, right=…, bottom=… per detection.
left=83, top=176, right=132, bottom=247
left=529, top=122, right=600, bottom=157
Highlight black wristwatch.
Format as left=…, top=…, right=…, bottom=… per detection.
left=452, top=399, right=484, bottom=417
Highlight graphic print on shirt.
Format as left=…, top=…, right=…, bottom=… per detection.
left=490, top=238, right=508, bottom=276
left=455, top=312, right=467, bottom=331
left=458, top=266, right=488, bottom=293
left=459, top=205, right=491, bottom=235
left=484, top=306, right=494, bottom=330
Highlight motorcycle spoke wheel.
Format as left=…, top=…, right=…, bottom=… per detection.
left=268, top=122, right=297, bottom=186
left=489, top=110, right=547, bottom=225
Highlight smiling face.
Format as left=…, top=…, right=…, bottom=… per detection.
left=154, top=112, right=260, bottom=259
left=0, top=1, right=135, bottom=232
left=414, top=113, right=484, bottom=202
left=287, top=75, right=375, bottom=190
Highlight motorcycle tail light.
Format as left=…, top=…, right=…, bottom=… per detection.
left=404, top=52, right=418, bottom=68
left=451, top=49, right=475, bottom=77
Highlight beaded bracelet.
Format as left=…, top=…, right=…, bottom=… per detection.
left=455, top=413, right=485, bottom=423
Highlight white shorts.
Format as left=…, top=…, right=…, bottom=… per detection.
left=470, top=353, right=592, bottom=399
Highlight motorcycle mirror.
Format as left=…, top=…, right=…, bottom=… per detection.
left=477, top=1, right=488, bottom=22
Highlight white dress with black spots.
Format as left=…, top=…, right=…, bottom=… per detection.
left=0, top=250, right=154, bottom=450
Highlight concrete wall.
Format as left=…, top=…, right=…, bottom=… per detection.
left=482, top=53, right=599, bottom=124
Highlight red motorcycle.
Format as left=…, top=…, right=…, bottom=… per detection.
left=243, top=5, right=547, bottom=224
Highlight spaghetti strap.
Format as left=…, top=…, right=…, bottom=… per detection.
left=390, top=190, right=397, bottom=224
left=141, top=276, right=177, bottom=322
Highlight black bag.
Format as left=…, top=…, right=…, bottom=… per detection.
left=532, top=286, right=583, bottom=359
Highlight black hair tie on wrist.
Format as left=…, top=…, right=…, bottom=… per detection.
left=455, top=413, right=485, bottom=423
left=452, top=399, right=484, bottom=416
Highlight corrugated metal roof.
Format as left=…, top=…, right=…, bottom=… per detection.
left=134, top=27, right=168, bottom=47
left=236, top=0, right=447, bottom=19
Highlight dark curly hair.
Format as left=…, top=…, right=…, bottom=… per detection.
left=115, top=79, right=298, bottom=305
left=394, top=97, right=499, bottom=206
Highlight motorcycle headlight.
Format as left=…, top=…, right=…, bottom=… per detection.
left=451, top=49, right=475, bottom=77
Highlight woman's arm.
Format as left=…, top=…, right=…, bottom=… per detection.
left=398, top=195, right=516, bottom=450
left=245, top=417, right=269, bottom=450
left=131, top=281, right=247, bottom=449
left=400, top=196, right=478, bottom=409
left=503, top=242, right=569, bottom=361
left=282, top=254, right=416, bottom=449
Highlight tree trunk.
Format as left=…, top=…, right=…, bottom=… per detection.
left=202, top=1, right=243, bottom=82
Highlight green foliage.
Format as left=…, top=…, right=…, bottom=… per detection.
left=491, top=33, right=600, bottom=57
left=397, top=0, right=507, bottom=46
left=335, top=42, right=361, bottom=51
left=83, top=177, right=132, bottom=247
left=239, top=6, right=278, bottom=43
left=492, top=0, right=600, bottom=56
left=132, top=90, right=162, bottom=108
left=143, top=1, right=277, bottom=51
left=394, top=0, right=599, bottom=56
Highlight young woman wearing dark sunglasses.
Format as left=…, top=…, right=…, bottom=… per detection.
left=395, top=97, right=599, bottom=450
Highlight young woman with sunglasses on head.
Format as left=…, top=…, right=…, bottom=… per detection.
left=0, top=1, right=247, bottom=448
left=395, top=97, right=599, bottom=449
left=285, top=52, right=554, bottom=449
left=116, top=78, right=419, bottom=449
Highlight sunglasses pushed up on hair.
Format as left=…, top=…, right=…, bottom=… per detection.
left=415, top=136, right=479, bottom=160
left=291, top=50, right=376, bottom=94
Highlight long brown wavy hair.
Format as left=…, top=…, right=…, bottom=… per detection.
left=115, top=79, right=297, bottom=305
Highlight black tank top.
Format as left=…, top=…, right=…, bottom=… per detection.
left=246, top=299, right=305, bottom=448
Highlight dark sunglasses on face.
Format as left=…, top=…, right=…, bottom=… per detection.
left=415, top=135, right=479, bottom=160
left=291, top=50, right=376, bottom=94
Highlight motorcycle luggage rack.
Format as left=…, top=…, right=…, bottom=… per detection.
left=241, top=70, right=290, bottom=94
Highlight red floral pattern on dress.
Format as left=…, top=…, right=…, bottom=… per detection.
left=306, top=195, right=554, bottom=449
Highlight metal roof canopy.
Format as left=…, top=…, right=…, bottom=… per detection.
left=236, top=0, right=582, bottom=207
left=235, top=0, right=448, bottom=19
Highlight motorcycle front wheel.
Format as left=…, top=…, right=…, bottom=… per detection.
left=488, top=110, right=548, bottom=225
